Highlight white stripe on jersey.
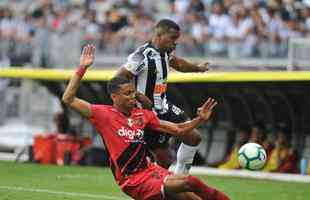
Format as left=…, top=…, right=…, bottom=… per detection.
left=137, top=48, right=153, bottom=95
left=122, top=42, right=170, bottom=113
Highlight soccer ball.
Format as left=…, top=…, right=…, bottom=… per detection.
left=238, top=143, right=267, bottom=170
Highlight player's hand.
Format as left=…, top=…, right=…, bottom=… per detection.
left=135, top=92, right=153, bottom=110
left=197, top=62, right=209, bottom=72
left=80, top=44, right=95, bottom=68
left=197, top=98, right=217, bottom=121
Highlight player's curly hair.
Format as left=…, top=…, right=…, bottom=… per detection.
left=107, top=76, right=131, bottom=94
left=154, top=19, right=180, bottom=35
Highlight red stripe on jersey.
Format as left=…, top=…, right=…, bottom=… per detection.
left=121, top=144, right=147, bottom=175
left=88, top=104, right=160, bottom=185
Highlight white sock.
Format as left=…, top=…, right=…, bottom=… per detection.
left=174, top=143, right=198, bottom=174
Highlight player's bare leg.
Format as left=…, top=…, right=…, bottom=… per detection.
left=180, top=129, right=202, bottom=146
left=174, top=128, right=201, bottom=174
left=149, top=129, right=202, bottom=173
left=164, top=175, right=230, bottom=200
left=164, top=175, right=201, bottom=200
left=151, top=146, right=174, bottom=169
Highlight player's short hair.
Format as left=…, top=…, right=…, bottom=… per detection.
left=107, top=76, right=131, bottom=94
left=155, top=19, right=180, bottom=35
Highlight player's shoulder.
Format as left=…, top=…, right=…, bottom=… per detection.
left=128, top=43, right=148, bottom=59
left=128, top=42, right=159, bottom=61
left=89, top=104, right=114, bottom=122
left=91, top=104, right=114, bottom=113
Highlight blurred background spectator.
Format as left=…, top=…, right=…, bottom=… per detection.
left=263, top=126, right=299, bottom=173
left=216, top=123, right=300, bottom=173
left=218, top=125, right=250, bottom=169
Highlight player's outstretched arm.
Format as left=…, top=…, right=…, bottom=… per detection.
left=154, top=98, right=217, bottom=136
left=169, top=55, right=209, bottom=73
left=62, top=44, right=95, bottom=118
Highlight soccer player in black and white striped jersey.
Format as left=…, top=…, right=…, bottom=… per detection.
left=116, top=19, right=209, bottom=175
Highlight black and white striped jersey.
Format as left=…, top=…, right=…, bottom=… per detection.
left=122, top=42, right=171, bottom=113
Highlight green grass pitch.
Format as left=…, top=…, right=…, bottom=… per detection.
left=0, top=161, right=309, bottom=200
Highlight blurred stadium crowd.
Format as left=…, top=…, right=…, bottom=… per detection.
left=0, top=0, right=310, bottom=68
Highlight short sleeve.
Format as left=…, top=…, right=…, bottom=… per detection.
left=89, top=104, right=107, bottom=124
left=122, top=51, right=146, bottom=75
left=145, top=110, right=160, bottom=129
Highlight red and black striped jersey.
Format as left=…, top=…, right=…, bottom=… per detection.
left=88, top=104, right=160, bottom=185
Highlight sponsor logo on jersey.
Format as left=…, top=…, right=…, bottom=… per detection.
left=172, top=105, right=183, bottom=115
left=154, top=84, right=167, bottom=94
left=117, top=127, right=144, bottom=141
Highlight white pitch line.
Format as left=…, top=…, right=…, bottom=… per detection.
left=0, top=186, right=131, bottom=200
left=186, top=166, right=310, bottom=183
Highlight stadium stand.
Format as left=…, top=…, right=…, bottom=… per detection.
left=0, top=0, right=310, bottom=68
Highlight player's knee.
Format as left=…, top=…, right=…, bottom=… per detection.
left=191, top=129, right=202, bottom=146
left=192, top=133, right=202, bottom=145
left=184, top=133, right=201, bottom=146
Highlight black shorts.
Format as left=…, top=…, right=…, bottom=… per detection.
left=144, top=103, right=188, bottom=150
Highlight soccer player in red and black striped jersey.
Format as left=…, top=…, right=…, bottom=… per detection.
left=62, top=45, right=230, bottom=200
